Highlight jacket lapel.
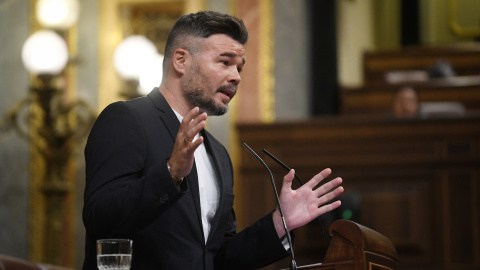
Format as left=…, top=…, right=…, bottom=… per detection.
left=147, top=88, right=204, bottom=239
left=147, top=88, right=181, bottom=140
left=201, top=130, right=228, bottom=244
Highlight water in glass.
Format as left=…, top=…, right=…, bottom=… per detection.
left=97, top=254, right=132, bottom=270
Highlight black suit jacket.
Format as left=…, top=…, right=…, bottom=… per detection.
left=82, top=88, right=290, bottom=269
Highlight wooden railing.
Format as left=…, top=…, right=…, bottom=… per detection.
left=291, top=220, right=399, bottom=270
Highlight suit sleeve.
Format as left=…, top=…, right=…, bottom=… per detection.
left=82, top=102, right=184, bottom=238
left=214, top=210, right=293, bottom=270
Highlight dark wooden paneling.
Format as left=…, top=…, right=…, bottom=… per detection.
left=363, top=45, right=480, bottom=84
left=341, top=76, right=480, bottom=115
left=344, top=45, right=480, bottom=117
left=236, top=114, right=480, bottom=270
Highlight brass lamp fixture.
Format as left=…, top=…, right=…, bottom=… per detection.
left=0, top=0, right=95, bottom=266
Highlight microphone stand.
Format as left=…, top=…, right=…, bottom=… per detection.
left=242, top=143, right=297, bottom=270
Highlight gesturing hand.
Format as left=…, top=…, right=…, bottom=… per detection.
left=272, top=168, right=344, bottom=238
left=167, top=107, right=207, bottom=179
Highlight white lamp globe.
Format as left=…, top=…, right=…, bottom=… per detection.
left=113, top=35, right=158, bottom=81
left=36, top=0, right=80, bottom=30
left=138, top=54, right=164, bottom=95
left=22, top=30, right=69, bottom=75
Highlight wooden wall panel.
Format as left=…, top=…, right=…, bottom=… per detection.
left=445, top=171, right=476, bottom=267
left=342, top=45, right=480, bottom=116
left=363, top=45, right=480, bottom=84
left=341, top=76, right=480, bottom=115
left=236, top=114, right=480, bottom=270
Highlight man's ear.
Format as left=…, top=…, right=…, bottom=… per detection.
left=172, top=49, right=189, bottom=75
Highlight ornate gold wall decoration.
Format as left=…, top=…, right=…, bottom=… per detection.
left=448, top=0, right=480, bottom=38
left=27, top=0, right=80, bottom=265
left=1, top=1, right=98, bottom=266
left=23, top=67, right=96, bottom=267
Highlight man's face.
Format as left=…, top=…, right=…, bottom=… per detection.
left=393, top=88, right=419, bottom=118
left=181, top=34, right=246, bottom=116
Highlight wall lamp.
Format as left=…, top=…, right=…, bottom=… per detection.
left=113, top=35, right=164, bottom=99
left=0, top=0, right=95, bottom=266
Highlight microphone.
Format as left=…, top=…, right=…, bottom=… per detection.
left=262, top=149, right=304, bottom=186
left=242, top=143, right=297, bottom=270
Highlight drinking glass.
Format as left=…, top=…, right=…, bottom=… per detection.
left=97, top=239, right=133, bottom=270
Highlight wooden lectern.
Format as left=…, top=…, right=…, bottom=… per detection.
left=294, top=219, right=398, bottom=270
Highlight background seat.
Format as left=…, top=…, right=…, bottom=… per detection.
left=0, top=255, right=74, bottom=270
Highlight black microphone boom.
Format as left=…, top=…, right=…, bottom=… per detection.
left=242, top=143, right=297, bottom=270
left=262, top=149, right=304, bottom=186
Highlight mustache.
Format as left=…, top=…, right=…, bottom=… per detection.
left=218, top=84, right=237, bottom=93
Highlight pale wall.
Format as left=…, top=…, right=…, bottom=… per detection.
left=337, top=0, right=375, bottom=87
left=0, top=0, right=30, bottom=259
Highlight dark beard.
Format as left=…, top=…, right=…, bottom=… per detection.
left=182, top=60, right=230, bottom=116
left=185, top=89, right=228, bottom=116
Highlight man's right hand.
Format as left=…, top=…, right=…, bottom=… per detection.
left=167, top=107, right=207, bottom=180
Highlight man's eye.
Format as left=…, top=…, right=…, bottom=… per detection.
left=221, top=61, right=229, bottom=65
left=237, top=68, right=243, bottom=73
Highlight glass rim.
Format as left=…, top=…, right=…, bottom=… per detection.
left=96, top=239, right=133, bottom=244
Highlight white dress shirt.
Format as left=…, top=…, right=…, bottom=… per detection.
left=173, top=110, right=220, bottom=243
left=172, top=109, right=289, bottom=249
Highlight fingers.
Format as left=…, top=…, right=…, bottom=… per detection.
left=304, top=168, right=332, bottom=189
left=318, top=200, right=342, bottom=216
left=185, top=135, right=204, bottom=154
left=168, top=107, right=207, bottom=178
left=315, top=177, right=344, bottom=216
left=282, top=169, right=295, bottom=191
left=180, top=107, right=207, bottom=145
left=317, top=185, right=344, bottom=206
left=313, top=176, right=343, bottom=199
left=304, top=168, right=344, bottom=210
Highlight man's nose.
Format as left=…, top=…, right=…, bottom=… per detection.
left=228, top=67, right=241, bottom=85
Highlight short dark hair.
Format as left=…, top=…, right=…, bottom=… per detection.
left=163, top=11, right=248, bottom=70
